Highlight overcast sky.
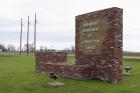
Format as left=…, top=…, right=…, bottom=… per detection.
left=0, top=0, right=140, bottom=51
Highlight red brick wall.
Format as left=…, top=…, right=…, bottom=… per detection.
left=35, top=52, right=67, bottom=72
left=75, top=7, right=123, bottom=82
left=35, top=7, right=123, bottom=83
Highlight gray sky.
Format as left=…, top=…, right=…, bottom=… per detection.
left=0, top=0, right=140, bottom=51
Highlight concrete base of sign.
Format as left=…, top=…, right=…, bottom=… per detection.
left=48, top=82, right=65, bottom=88
left=122, top=73, right=131, bottom=76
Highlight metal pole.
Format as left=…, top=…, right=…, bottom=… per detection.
left=20, top=18, right=23, bottom=55
left=27, top=16, right=30, bottom=55
left=34, top=13, right=37, bottom=53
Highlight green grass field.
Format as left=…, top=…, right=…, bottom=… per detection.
left=0, top=53, right=140, bottom=93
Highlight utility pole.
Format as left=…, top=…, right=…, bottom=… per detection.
left=20, top=18, right=23, bottom=55
left=34, top=13, right=37, bottom=53
left=27, top=16, right=30, bottom=56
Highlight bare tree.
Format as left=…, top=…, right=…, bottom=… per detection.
left=7, top=44, right=16, bottom=52
left=40, top=46, right=44, bottom=52
left=0, top=44, right=5, bottom=52
left=24, top=44, right=33, bottom=53
left=71, top=45, right=75, bottom=53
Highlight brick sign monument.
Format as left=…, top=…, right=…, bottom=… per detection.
left=36, top=7, right=123, bottom=83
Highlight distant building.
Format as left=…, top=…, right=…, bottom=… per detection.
left=24, top=44, right=34, bottom=52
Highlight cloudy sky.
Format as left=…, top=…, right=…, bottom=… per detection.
left=0, top=0, right=140, bottom=51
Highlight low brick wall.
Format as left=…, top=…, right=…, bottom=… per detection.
left=63, top=64, right=92, bottom=80
left=45, top=63, right=92, bottom=80
left=35, top=52, right=67, bottom=72
left=36, top=52, right=121, bottom=82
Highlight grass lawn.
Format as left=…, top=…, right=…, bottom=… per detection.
left=0, top=53, right=140, bottom=93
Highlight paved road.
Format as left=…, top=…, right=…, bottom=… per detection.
left=123, top=56, right=140, bottom=59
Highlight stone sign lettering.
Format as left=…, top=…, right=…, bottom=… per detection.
left=79, top=19, right=109, bottom=54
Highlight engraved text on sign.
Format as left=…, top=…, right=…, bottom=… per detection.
left=79, top=19, right=109, bottom=54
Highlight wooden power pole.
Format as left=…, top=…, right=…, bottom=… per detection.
left=27, top=16, right=30, bottom=56
left=20, top=18, right=23, bottom=55
left=34, top=13, right=37, bottom=53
